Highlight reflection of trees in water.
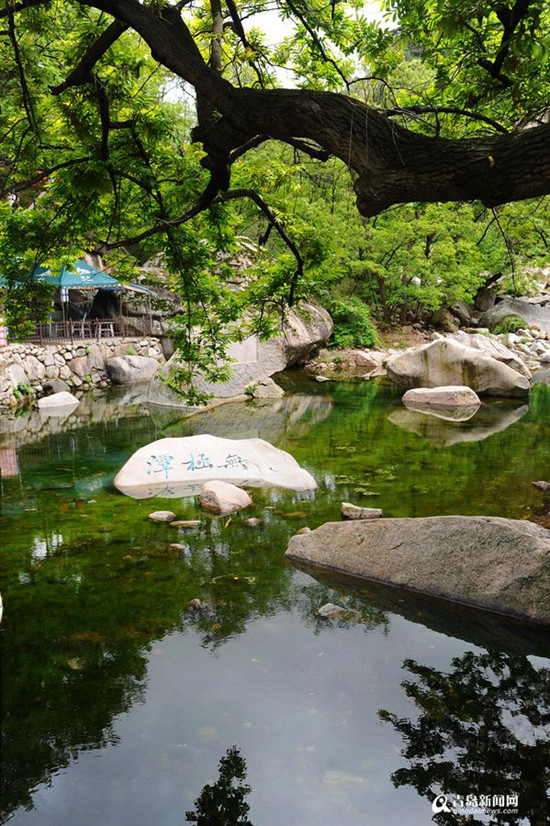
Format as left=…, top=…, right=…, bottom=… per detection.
left=295, top=581, right=389, bottom=635
left=186, top=746, right=254, bottom=826
left=379, top=652, right=550, bottom=825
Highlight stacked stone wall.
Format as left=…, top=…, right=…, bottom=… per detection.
left=0, top=338, right=164, bottom=407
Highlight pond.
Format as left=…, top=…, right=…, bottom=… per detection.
left=1, top=376, right=549, bottom=826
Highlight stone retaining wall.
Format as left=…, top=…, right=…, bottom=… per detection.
left=0, top=338, right=164, bottom=408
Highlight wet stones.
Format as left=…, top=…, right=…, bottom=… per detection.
left=148, top=510, right=177, bottom=522
left=341, top=502, right=383, bottom=520
left=199, top=481, right=252, bottom=515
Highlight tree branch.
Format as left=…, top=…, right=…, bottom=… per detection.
left=477, top=0, right=532, bottom=87
left=218, top=188, right=304, bottom=305
left=50, top=19, right=129, bottom=95
left=0, top=0, right=47, bottom=18
left=9, top=156, right=93, bottom=193
left=67, top=0, right=550, bottom=215
left=7, top=7, right=40, bottom=136
left=383, top=105, right=508, bottom=134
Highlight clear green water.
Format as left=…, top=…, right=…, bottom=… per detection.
left=1, top=377, right=549, bottom=826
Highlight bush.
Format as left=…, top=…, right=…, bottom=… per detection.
left=327, top=297, right=379, bottom=349
left=12, top=381, right=33, bottom=401
left=493, top=315, right=525, bottom=335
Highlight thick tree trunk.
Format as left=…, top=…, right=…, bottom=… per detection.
left=80, top=0, right=550, bottom=216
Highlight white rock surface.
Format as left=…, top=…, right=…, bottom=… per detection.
left=341, top=502, right=383, bottom=520
left=37, top=391, right=80, bottom=409
left=386, top=339, right=530, bottom=397
left=114, top=434, right=317, bottom=498
left=148, top=510, right=177, bottom=522
left=199, top=480, right=252, bottom=514
left=402, top=385, right=481, bottom=409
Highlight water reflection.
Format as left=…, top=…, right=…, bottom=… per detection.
left=401, top=401, right=480, bottom=422
left=185, top=746, right=253, bottom=826
left=379, top=652, right=550, bottom=825
left=2, top=379, right=550, bottom=826
left=388, top=402, right=529, bottom=447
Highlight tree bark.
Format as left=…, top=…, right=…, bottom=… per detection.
left=77, top=0, right=550, bottom=216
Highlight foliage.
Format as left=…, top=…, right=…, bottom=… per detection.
left=379, top=652, right=550, bottom=825
left=326, top=295, right=379, bottom=349
left=12, top=381, right=33, bottom=401
left=185, top=746, right=253, bottom=825
left=493, top=315, right=526, bottom=335
left=0, top=0, right=548, bottom=387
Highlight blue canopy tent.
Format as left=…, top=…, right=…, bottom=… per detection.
left=0, top=260, right=152, bottom=340
left=0, top=259, right=150, bottom=292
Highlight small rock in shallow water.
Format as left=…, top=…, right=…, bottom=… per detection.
left=317, top=603, right=351, bottom=619
left=170, top=519, right=202, bottom=528
left=149, top=510, right=177, bottom=522
left=188, top=598, right=202, bottom=610
left=533, top=481, right=550, bottom=491
left=244, top=517, right=261, bottom=527
left=168, top=543, right=188, bottom=550
left=341, top=502, right=383, bottom=520
left=199, top=481, right=252, bottom=514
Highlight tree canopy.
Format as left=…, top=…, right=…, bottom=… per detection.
left=0, top=0, right=548, bottom=354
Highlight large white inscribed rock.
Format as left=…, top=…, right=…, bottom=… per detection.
left=114, top=434, right=316, bottom=499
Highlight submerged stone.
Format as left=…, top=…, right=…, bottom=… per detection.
left=148, top=510, right=176, bottom=522
left=286, top=516, right=550, bottom=624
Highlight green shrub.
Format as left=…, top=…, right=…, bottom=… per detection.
left=12, top=381, right=33, bottom=401
left=327, top=297, right=379, bottom=349
left=493, top=315, right=525, bottom=335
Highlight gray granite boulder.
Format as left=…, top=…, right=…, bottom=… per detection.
left=386, top=339, right=530, bottom=397
left=42, top=379, right=70, bottom=395
left=481, top=297, right=550, bottom=334
left=451, top=331, right=531, bottom=378
left=402, top=385, right=481, bottom=410
left=105, top=355, right=159, bottom=385
left=286, top=516, right=550, bottom=623
left=156, top=302, right=332, bottom=401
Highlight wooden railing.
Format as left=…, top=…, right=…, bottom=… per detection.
left=23, top=318, right=132, bottom=344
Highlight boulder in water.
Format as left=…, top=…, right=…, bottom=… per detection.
left=286, top=516, right=550, bottom=624
left=114, top=434, right=317, bottom=498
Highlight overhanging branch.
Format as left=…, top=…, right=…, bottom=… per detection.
left=50, top=19, right=129, bottom=95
